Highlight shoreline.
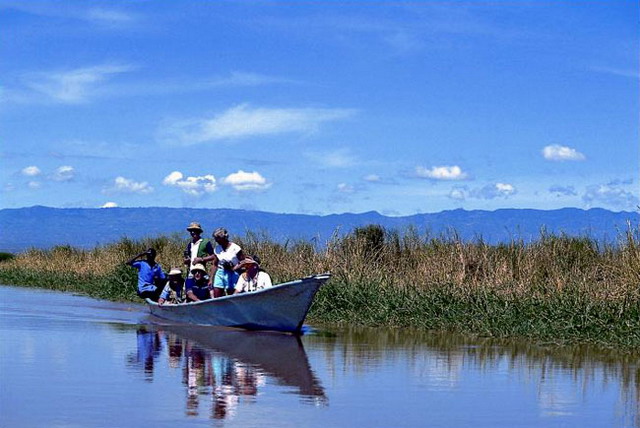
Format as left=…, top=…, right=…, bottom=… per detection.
left=1, top=226, right=638, bottom=349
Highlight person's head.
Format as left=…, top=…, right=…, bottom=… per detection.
left=213, top=227, right=229, bottom=245
left=168, top=268, right=183, bottom=287
left=238, top=257, right=258, bottom=275
left=191, top=264, right=206, bottom=280
left=186, top=222, right=203, bottom=241
left=146, top=248, right=157, bottom=262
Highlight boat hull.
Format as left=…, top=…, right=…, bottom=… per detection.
left=146, top=274, right=329, bottom=333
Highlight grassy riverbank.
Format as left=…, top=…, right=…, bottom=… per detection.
left=1, top=225, right=639, bottom=348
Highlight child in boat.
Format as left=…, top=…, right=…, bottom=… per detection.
left=186, top=264, right=213, bottom=302
left=233, top=256, right=272, bottom=294
left=126, top=248, right=167, bottom=301
left=158, top=268, right=185, bottom=305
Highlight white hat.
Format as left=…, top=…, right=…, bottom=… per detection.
left=168, top=268, right=183, bottom=276
left=191, top=263, right=206, bottom=273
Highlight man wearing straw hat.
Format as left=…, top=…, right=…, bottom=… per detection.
left=183, top=221, right=215, bottom=294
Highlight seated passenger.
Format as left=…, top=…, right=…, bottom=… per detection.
left=158, top=268, right=185, bottom=305
left=186, top=264, right=212, bottom=302
left=233, top=257, right=272, bottom=294
left=127, top=248, right=167, bottom=301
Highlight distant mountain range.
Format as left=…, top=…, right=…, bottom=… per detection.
left=0, top=206, right=637, bottom=252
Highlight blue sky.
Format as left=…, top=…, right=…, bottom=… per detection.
left=1, top=1, right=638, bottom=215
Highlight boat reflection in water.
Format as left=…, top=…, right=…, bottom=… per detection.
left=127, top=325, right=327, bottom=420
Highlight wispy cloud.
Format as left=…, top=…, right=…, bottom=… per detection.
left=337, top=183, right=356, bottom=194
left=549, top=185, right=577, bottom=197
left=222, top=170, right=271, bottom=192
left=85, top=8, right=134, bottom=26
left=590, top=66, right=639, bottom=80
left=162, top=171, right=217, bottom=196
left=416, top=165, right=468, bottom=180
left=306, top=148, right=358, bottom=168
left=51, top=166, right=75, bottom=182
left=21, top=63, right=135, bottom=104
left=363, top=174, right=381, bottom=182
left=542, top=144, right=586, bottom=162
left=448, top=182, right=517, bottom=200
left=101, top=202, right=118, bottom=208
left=159, top=104, right=356, bottom=145
left=104, top=176, right=153, bottom=195
left=582, top=183, right=638, bottom=210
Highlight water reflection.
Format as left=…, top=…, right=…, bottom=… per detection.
left=127, top=326, right=327, bottom=420
left=311, top=327, right=640, bottom=426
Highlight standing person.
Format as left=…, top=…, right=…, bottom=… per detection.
left=158, top=268, right=185, bottom=305
left=127, top=248, right=167, bottom=301
left=185, top=264, right=212, bottom=302
left=233, top=257, right=272, bottom=294
left=184, top=222, right=215, bottom=297
left=209, top=227, right=245, bottom=298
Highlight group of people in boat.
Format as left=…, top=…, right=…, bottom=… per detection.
left=127, top=222, right=272, bottom=305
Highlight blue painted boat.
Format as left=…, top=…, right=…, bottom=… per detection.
left=146, top=273, right=330, bottom=333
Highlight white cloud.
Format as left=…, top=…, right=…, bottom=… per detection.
left=337, top=183, right=355, bottom=193
left=27, top=181, right=41, bottom=189
left=21, top=166, right=41, bottom=176
left=363, top=174, right=381, bottom=182
left=105, top=176, right=153, bottom=194
left=162, top=171, right=217, bottom=196
left=25, top=63, right=135, bottom=104
left=448, top=183, right=516, bottom=200
left=416, top=165, right=467, bottom=180
left=160, top=104, right=355, bottom=145
left=448, top=187, right=467, bottom=200
left=542, top=144, right=586, bottom=161
left=582, top=184, right=639, bottom=210
left=101, top=202, right=118, bottom=208
left=51, top=165, right=75, bottom=182
left=222, top=170, right=271, bottom=192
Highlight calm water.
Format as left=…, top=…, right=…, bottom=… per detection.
left=1, top=286, right=638, bottom=427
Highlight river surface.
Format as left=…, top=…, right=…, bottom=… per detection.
left=1, top=285, right=638, bottom=427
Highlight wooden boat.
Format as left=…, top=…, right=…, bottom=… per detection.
left=146, top=273, right=330, bottom=333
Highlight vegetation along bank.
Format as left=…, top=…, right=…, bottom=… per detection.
left=1, top=225, right=639, bottom=349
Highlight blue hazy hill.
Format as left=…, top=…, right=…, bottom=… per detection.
left=0, top=206, right=637, bottom=252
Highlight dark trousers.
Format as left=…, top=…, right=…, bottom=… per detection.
left=139, top=287, right=163, bottom=302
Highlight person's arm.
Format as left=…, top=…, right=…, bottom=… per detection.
left=194, top=240, right=216, bottom=265
left=183, top=244, right=191, bottom=267
left=207, top=254, right=219, bottom=286
left=126, top=250, right=148, bottom=266
left=158, top=283, right=170, bottom=305
left=230, top=249, right=245, bottom=271
left=186, top=290, right=200, bottom=302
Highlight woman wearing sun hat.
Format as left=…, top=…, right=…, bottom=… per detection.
left=209, top=227, right=245, bottom=298
left=158, top=268, right=185, bottom=305
left=233, top=256, right=272, bottom=294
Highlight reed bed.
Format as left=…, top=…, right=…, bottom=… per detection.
left=1, top=224, right=639, bottom=348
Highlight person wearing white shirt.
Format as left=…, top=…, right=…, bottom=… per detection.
left=209, top=227, right=246, bottom=298
left=233, top=257, right=272, bottom=294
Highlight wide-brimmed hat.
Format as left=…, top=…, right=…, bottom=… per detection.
left=168, top=268, right=183, bottom=276
left=186, top=222, right=203, bottom=233
left=238, top=257, right=258, bottom=269
left=191, top=263, right=206, bottom=273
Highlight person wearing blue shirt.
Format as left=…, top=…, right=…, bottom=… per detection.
left=127, top=248, right=167, bottom=301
